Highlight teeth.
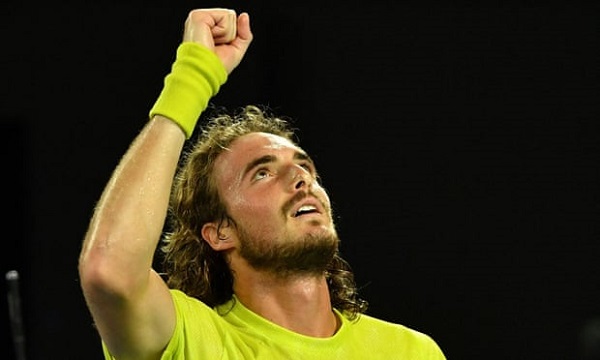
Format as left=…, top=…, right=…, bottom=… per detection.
left=295, top=205, right=317, bottom=217
left=298, top=205, right=316, bottom=212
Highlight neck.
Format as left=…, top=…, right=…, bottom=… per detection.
left=233, top=269, right=340, bottom=338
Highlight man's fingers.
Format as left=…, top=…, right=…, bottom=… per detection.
left=184, top=8, right=237, bottom=46
left=212, top=10, right=237, bottom=44
left=182, top=8, right=252, bottom=74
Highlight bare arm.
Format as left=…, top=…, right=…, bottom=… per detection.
left=78, top=9, right=252, bottom=360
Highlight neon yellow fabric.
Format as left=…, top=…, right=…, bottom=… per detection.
left=149, top=42, right=227, bottom=138
left=104, top=289, right=446, bottom=359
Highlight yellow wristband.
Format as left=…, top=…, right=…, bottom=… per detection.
left=149, top=43, right=227, bottom=138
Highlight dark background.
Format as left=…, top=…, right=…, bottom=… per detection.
left=2, top=1, right=599, bottom=359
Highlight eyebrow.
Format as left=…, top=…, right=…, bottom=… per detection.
left=242, top=151, right=315, bottom=179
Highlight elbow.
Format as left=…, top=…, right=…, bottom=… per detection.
left=78, top=246, right=120, bottom=301
left=78, top=231, right=131, bottom=301
left=78, top=225, right=154, bottom=303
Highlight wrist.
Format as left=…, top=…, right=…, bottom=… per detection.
left=149, top=42, right=227, bottom=138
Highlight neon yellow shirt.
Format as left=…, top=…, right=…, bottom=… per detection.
left=103, top=289, right=446, bottom=359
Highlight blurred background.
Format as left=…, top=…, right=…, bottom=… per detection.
left=2, top=1, right=599, bottom=359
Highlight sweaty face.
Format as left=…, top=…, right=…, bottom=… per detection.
left=213, top=132, right=339, bottom=276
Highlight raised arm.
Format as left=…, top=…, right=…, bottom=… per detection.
left=78, top=9, right=252, bottom=359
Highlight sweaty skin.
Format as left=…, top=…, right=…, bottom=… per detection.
left=202, top=132, right=340, bottom=338
left=79, top=9, right=253, bottom=360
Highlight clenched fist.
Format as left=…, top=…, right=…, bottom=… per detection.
left=183, top=8, right=253, bottom=74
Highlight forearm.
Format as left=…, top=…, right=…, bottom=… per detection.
left=79, top=116, right=184, bottom=296
left=79, top=42, right=228, bottom=297
left=77, top=9, right=252, bottom=358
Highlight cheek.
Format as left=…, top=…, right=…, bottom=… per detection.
left=237, top=208, right=283, bottom=243
left=229, top=193, right=282, bottom=231
left=314, top=185, right=332, bottom=209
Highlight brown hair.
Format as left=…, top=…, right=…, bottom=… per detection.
left=160, top=105, right=368, bottom=319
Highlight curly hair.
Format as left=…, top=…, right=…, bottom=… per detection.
left=160, top=105, right=368, bottom=319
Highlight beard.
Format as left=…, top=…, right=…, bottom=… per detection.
left=237, top=225, right=340, bottom=278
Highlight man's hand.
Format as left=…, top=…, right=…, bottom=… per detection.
left=183, top=8, right=253, bottom=74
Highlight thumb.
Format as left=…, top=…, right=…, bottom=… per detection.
left=215, top=12, right=253, bottom=74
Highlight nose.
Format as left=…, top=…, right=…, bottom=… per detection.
left=289, top=164, right=311, bottom=191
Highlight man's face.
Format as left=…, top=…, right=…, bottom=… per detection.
left=213, top=132, right=339, bottom=274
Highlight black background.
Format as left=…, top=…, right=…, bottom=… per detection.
left=2, top=1, right=599, bottom=359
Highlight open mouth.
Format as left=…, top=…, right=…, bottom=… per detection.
left=293, top=204, right=319, bottom=217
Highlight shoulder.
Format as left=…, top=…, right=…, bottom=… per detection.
left=169, top=289, right=210, bottom=308
left=163, top=290, right=229, bottom=358
left=342, top=312, right=446, bottom=358
left=350, top=313, right=424, bottom=335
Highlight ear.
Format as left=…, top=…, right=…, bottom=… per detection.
left=201, top=222, right=235, bottom=251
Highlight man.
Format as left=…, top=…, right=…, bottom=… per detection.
left=79, top=8, right=447, bottom=359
